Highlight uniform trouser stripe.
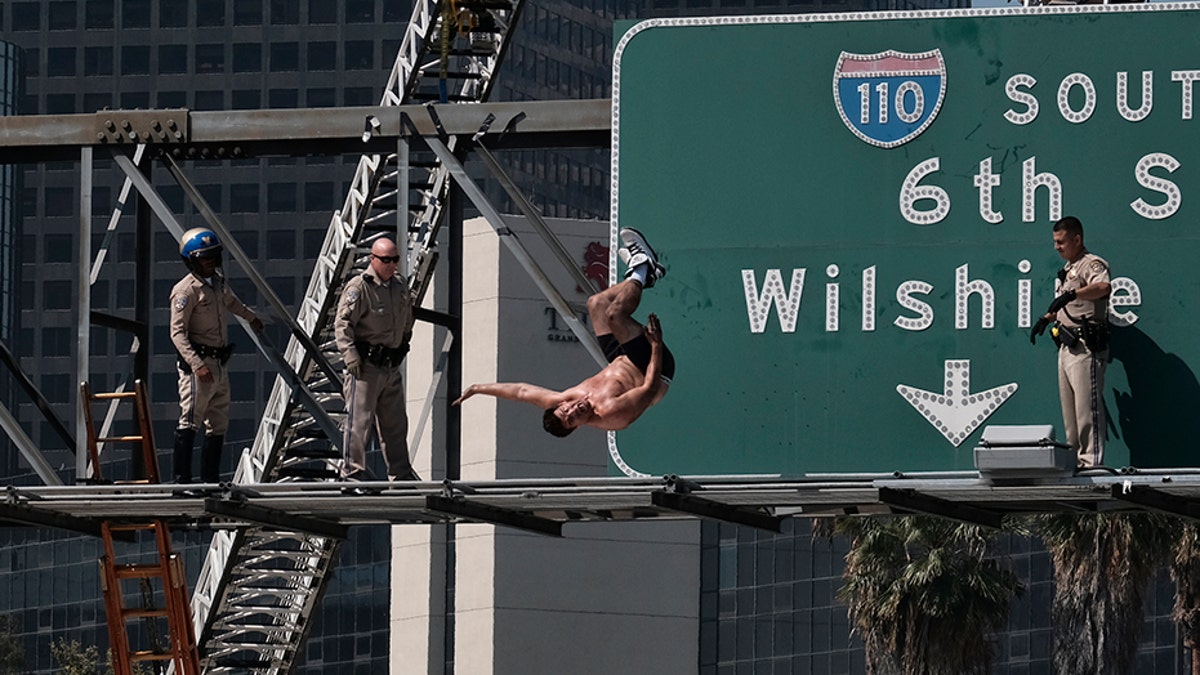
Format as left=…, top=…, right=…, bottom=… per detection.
left=1089, top=351, right=1101, bottom=466
left=342, top=376, right=359, bottom=476
left=185, top=371, right=196, bottom=429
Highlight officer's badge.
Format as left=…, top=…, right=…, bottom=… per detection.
left=345, top=288, right=360, bottom=304
left=174, top=296, right=188, bottom=310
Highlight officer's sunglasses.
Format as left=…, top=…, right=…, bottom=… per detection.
left=372, top=254, right=401, bottom=264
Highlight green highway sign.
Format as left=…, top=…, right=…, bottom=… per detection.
left=610, top=5, right=1200, bottom=477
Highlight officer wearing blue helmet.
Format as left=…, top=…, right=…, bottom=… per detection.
left=169, top=227, right=263, bottom=486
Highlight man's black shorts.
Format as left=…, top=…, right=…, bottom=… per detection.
left=597, top=334, right=675, bottom=384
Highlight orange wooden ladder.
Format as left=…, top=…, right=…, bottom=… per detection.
left=83, top=380, right=200, bottom=675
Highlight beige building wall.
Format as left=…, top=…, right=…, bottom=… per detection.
left=393, top=216, right=700, bottom=674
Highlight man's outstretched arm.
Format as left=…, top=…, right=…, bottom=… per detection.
left=453, top=382, right=563, bottom=409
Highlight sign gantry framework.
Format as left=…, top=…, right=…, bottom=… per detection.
left=8, top=471, right=1200, bottom=538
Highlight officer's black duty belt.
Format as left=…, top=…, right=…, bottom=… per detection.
left=177, top=342, right=234, bottom=373
left=192, top=342, right=234, bottom=361
left=355, top=341, right=407, bottom=367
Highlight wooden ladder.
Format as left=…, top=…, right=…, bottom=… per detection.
left=81, top=379, right=159, bottom=484
left=84, top=380, right=201, bottom=675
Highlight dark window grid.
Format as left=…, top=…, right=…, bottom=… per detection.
left=308, top=0, right=336, bottom=24
left=197, top=0, right=226, bottom=26
left=159, top=0, right=189, bottom=27
left=85, top=0, right=114, bottom=28
left=49, top=1, right=79, bottom=30
left=158, top=44, right=188, bottom=74
left=269, top=43, right=300, bottom=72
left=84, top=46, right=113, bottom=76
left=195, top=44, right=226, bottom=74
left=343, top=41, right=374, bottom=70
left=232, top=43, right=262, bottom=72
left=270, top=0, right=300, bottom=25
left=233, top=0, right=261, bottom=25
left=345, top=0, right=373, bottom=23
left=12, top=3, right=43, bottom=31
left=268, top=88, right=298, bottom=109
left=122, top=0, right=151, bottom=28
left=46, top=47, right=77, bottom=78
left=306, top=42, right=336, bottom=71
left=120, top=45, right=150, bottom=76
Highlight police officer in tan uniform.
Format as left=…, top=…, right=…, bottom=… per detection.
left=1031, top=216, right=1111, bottom=467
left=170, top=228, right=263, bottom=485
left=335, top=237, right=418, bottom=482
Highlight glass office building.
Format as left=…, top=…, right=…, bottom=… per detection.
left=0, top=39, right=21, bottom=479
left=1, top=2, right=402, bottom=672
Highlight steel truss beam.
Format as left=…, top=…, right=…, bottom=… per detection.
left=1111, top=484, right=1200, bottom=519
left=425, top=494, right=562, bottom=537
left=651, top=490, right=783, bottom=533
left=878, top=486, right=1005, bottom=529
left=12, top=473, right=1200, bottom=530
left=0, top=502, right=117, bottom=539
left=409, top=111, right=608, bottom=366
left=203, top=498, right=348, bottom=540
left=0, top=100, right=610, bottom=162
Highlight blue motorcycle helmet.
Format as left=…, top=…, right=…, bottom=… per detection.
left=179, top=227, right=223, bottom=272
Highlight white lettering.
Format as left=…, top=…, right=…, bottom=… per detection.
left=862, top=265, right=876, bottom=332
left=742, top=268, right=806, bottom=333
left=825, top=264, right=840, bottom=332
left=974, top=157, right=1002, bottom=224
left=1004, top=73, right=1038, bottom=125
left=1172, top=70, right=1200, bottom=120
left=739, top=266, right=1141, bottom=335
left=955, top=264, right=995, bottom=330
left=1109, top=277, right=1142, bottom=327
left=900, top=158, right=950, bottom=226
left=1017, top=259, right=1032, bottom=329
left=1022, top=157, right=1062, bottom=223
left=1057, top=73, right=1097, bottom=123
left=895, top=280, right=934, bottom=332
left=1130, top=152, right=1182, bottom=220
left=894, top=81, right=925, bottom=123
left=1117, top=71, right=1153, bottom=122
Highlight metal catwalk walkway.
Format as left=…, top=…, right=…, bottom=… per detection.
left=7, top=471, right=1200, bottom=538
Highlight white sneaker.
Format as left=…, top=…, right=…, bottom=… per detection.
left=618, top=228, right=666, bottom=287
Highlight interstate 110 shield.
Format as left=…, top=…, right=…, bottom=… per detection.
left=609, top=5, right=1200, bottom=477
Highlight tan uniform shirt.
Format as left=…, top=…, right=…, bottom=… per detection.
left=170, top=273, right=258, bottom=372
left=1054, top=250, right=1110, bottom=328
left=334, top=271, right=414, bottom=368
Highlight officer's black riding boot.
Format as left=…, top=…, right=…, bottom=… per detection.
left=200, top=434, right=224, bottom=484
left=173, top=428, right=196, bottom=484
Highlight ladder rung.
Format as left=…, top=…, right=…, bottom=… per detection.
left=107, top=523, right=162, bottom=532
left=129, top=651, right=173, bottom=662
left=97, top=435, right=144, bottom=443
left=122, top=607, right=169, bottom=618
left=92, top=391, right=137, bottom=400
left=114, top=564, right=166, bottom=579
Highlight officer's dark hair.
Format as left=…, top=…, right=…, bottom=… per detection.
left=542, top=408, right=575, bottom=438
left=1053, top=216, right=1084, bottom=239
